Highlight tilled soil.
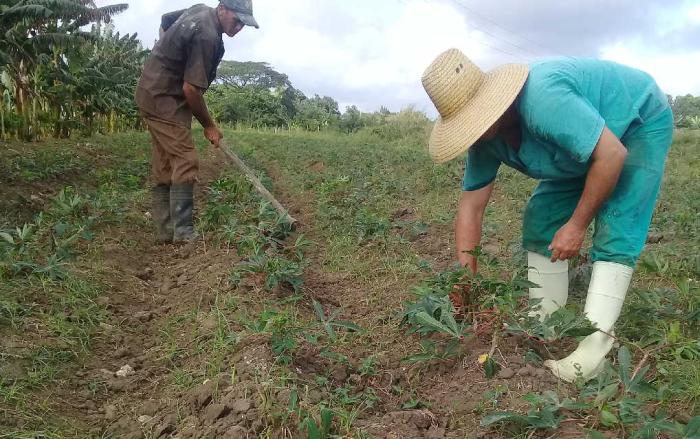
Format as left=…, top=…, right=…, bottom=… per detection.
left=14, top=148, right=589, bottom=439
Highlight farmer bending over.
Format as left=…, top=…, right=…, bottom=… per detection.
left=135, top=1, right=259, bottom=244
left=421, top=49, right=673, bottom=382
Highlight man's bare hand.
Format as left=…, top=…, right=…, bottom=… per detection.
left=548, top=221, right=585, bottom=262
left=204, top=125, right=223, bottom=148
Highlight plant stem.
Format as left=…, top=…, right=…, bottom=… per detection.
left=629, top=342, right=669, bottom=384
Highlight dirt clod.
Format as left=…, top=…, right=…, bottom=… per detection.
left=189, top=382, right=216, bottom=411
left=110, top=417, right=145, bottom=439
left=331, top=363, right=349, bottom=383
left=134, top=311, right=153, bottom=322
left=231, top=399, right=252, bottom=414
left=136, top=267, right=154, bottom=281
left=222, top=425, right=248, bottom=439
left=139, top=400, right=160, bottom=417
left=307, top=389, right=323, bottom=405
left=275, top=388, right=292, bottom=406
left=138, top=415, right=154, bottom=424
left=200, top=314, right=218, bottom=332
left=497, top=367, right=515, bottom=379
left=517, top=366, right=530, bottom=377
left=115, top=364, right=135, bottom=377
left=177, top=272, right=190, bottom=285
left=160, top=277, right=173, bottom=293
left=204, top=404, right=231, bottom=425
left=152, top=416, right=176, bottom=438
left=103, top=404, right=118, bottom=421
left=509, top=356, right=524, bottom=366
left=426, top=425, right=447, bottom=439
left=114, top=346, right=132, bottom=359
left=646, top=232, right=664, bottom=244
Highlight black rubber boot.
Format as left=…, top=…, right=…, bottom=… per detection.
left=170, top=183, right=198, bottom=243
left=152, top=184, right=173, bottom=244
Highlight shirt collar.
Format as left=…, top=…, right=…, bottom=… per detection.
left=210, top=7, right=224, bottom=36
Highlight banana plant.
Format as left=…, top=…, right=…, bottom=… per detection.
left=0, top=0, right=133, bottom=139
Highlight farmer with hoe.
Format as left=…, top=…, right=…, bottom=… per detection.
left=135, top=1, right=259, bottom=244
left=421, top=49, right=673, bottom=382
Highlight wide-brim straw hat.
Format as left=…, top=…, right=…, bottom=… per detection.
left=422, top=49, right=529, bottom=163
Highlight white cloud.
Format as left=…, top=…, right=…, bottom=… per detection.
left=231, top=0, right=504, bottom=112
left=688, top=2, right=700, bottom=23
left=98, top=0, right=700, bottom=113
left=98, top=0, right=192, bottom=45
left=600, top=40, right=700, bottom=97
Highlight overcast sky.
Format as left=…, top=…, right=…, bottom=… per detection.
left=98, top=0, right=700, bottom=114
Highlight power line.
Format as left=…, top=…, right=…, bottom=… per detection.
left=448, top=0, right=560, bottom=57
left=444, top=0, right=542, bottom=59
left=399, top=0, right=533, bottom=61
left=388, top=0, right=538, bottom=62
left=469, top=35, right=533, bottom=62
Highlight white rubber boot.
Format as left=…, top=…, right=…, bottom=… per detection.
left=527, top=252, right=569, bottom=321
left=545, top=261, right=633, bottom=382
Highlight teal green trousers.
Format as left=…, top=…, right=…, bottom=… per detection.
left=522, top=108, right=674, bottom=267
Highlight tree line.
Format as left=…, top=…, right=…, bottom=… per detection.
left=668, top=94, right=700, bottom=129
left=205, top=60, right=431, bottom=137
left=0, top=0, right=146, bottom=140
left=0, top=1, right=698, bottom=142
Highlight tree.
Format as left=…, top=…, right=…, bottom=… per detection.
left=207, top=84, right=292, bottom=128
left=216, top=61, right=292, bottom=89
left=293, top=95, right=340, bottom=131
left=62, top=23, right=147, bottom=135
left=0, top=0, right=132, bottom=139
left=208, top=61, right=308, bottom=128
left=339, top=105, right=363, bottom=133
left=671, top=94, right=700, bottom=128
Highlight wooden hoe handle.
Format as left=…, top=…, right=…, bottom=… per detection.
left=218, top=141, right=298, bottom=226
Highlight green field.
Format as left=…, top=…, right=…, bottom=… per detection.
left=1, top=127, right=698, bottom=438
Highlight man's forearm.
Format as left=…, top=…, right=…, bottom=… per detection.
left=454, top=184, right=493, bottom=273
left=455, top=210, right=482, bottom=273
left=569, top=129, right=627, bottom=229
left=570, top=161, right=622, bottom=229
left=183, top=83, right=215, bottom=128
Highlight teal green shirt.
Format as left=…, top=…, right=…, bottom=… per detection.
left=462, top=58, right=669, bottom=191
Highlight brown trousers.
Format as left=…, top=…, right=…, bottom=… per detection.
left=143, top=115, right=198, bottom=185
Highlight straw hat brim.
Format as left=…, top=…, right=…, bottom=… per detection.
left=428, top=64, right=529, bottom=164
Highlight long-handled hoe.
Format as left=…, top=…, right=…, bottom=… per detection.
left=217, top=140, right=298, bottom=227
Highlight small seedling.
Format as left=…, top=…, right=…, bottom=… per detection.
left=301, top=408, right=334, bottom=439
left=312, top=300, right=363, bottom=342
left=358, top=355, right=377, bottom=377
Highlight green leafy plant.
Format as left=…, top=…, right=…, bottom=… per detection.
left=506, top=306, right=598, bottom=342
left=402, top=339, right=463, bottom=363
left=482, top=345, right=700, bottom=436
left=0, top=188, right=96, bottom=280
left=312, top=299, right=363, bottom=342
left=639, top=253, right=670, bottom=275
left=301, top=408, right=334, bottom=439
left=400, top=292, right=468, bottom=340
left=232, top=254, right=305, bottom=292
left=473, top=386, right=508, bottom=415
left=270, top=330, right=297, bottom=365
left=358, top=355, right=377, bottom=377
left=481, top=390, right=591, bottom=431
left=353, top=208, right=390, bottom=242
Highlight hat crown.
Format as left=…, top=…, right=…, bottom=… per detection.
left=222, top=0, right=254, bottom=15
left=422, top=49, right=485, bottom=119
